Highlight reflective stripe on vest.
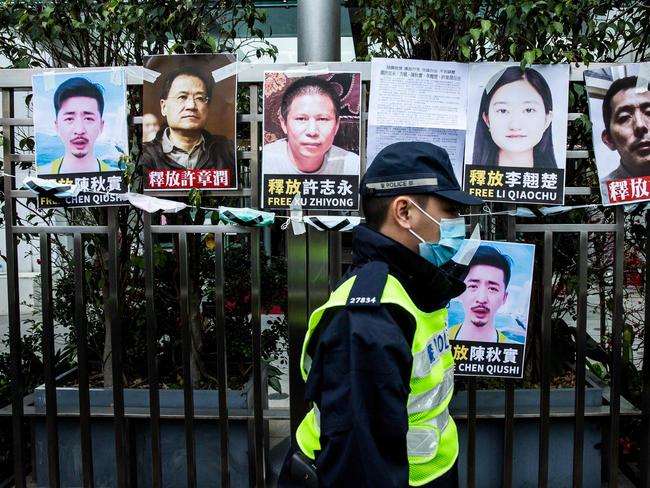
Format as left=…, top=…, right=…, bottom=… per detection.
left=406, top=408, right=450, bottom=457
left=407, top=366, right=454, bottom=415
left=412, top=329, right=450, bottom=378
left=313, top=404, right=321, bottom=434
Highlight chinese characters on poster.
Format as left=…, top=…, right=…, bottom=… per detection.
left=463, top=63, right=569, bottom=204
left=449, top=241, right=535, bottom=378
left=367, top=58, right=468, bottom=182
left=262, top=71, right=362, bottom=210
left=585, top=63, right=650, bottom=206
left=33, top=69, right=129, bottom=208
left=141, top=53, right=238, bottom=192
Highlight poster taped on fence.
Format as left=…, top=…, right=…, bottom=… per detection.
left=449, top=240, right=535, bottom=379
left=141, top=53, right=238, bottom=192
left=32, top=69, right=129, bottom=208
left=367, top=58, right=468, bottom=183
left=262, top=70, right=362, bottom=210
left=584, top=62, right=650, bottom=206
left=463, top=63, right=569, bottom=205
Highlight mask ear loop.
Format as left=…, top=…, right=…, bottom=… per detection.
left=408, top=228, right=426, bottom=243
left=460, top=205, right=514, bottom=217
left=407, top=198, right=441, bottom=225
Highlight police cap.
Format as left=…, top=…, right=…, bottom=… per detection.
left=361, top=141, right=483, bottom=206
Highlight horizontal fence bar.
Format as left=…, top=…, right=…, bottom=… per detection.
left=516, top=224, right=618, bottom=233
left=0, top=114, right=261, bottom=125
left=566, top=150, right=589, bottom=158
left=16, top=406, right=291, bottom=420
left=0, top=61, right=615, bottom=87
left=148, top=225, right=253, bottom=234
left=565, top=187, right=596, bottom=195
left=141, top=188, right=252, bottom=199
left=10, top=226, right=112, bottom=234
left=7, top=150, right=256, bottom=161
left=11, top=404, right=633, bottom=419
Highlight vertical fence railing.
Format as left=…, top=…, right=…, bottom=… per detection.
left=572, top=230, right=588, bottom=488
left=143, top=212, right=161, bottom=488
left=213, top=228, right=231, bottom=488
left=2, top=86, right=26, bottom=488
left=178, top=232, right=197, bottom=488
left=609, top=205, right=626, bottom=487
left=502, top=209, right=516, bottom=488
left=73, top=232, right=94, bottom=488
left=39, top=233, right=59, bottom=488
left=0, top=62, right=647, bottom=488
left=642, top=212, right=650, bottom=488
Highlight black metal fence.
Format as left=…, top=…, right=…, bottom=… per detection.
left=0, top=63, right=648, bottom=488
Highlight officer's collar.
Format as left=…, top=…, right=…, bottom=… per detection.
left=351, top=224, right=466, bottom=311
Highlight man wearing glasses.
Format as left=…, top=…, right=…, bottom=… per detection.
left=140, top=67, right=235, bottom=173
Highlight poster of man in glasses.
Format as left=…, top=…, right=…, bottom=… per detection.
left=140, top=53, right=237, bottom=191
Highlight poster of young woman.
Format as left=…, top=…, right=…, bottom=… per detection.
left=463, top=63, right=569, bottom=205
left=449, top=241, right=535, bottom=378
left=33, top=69, right=129, bottom=208
left=584, top=63, right=650, bottom=206
left=262, top=71, right=362, bottom=210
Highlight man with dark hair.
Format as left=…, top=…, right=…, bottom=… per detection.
left=600, top=75, right=650, bottom=182
left=450, top=245, right=511, bottom=343
left=264, top=76, right=358, bottom=175
left=50, top=77, right=110, bottom=174
left=140, top=66, right=235, bottom=175
left=279, top=142, right=482, bottom=488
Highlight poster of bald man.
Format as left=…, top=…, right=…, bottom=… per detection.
left=449, top=241, right=535, bottom=379
left=141, top=53, right=237, bottom=191
left=585, top=63, right=650, bottom=205
left=33, top=69, right=129, bottom=208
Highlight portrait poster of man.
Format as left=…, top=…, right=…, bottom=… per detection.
left=33, top=69, right=129, bottom=208
left=584, top=63, right=650, bottom=206
left=367, top=58, right=469, bottom=183
left=262, top=71, right=361, bottom=210
left=463, top=63, right=569, bottom=205
left=449, top=241, right=535, bottom=378
left=141, top=53, right=237, bottom=191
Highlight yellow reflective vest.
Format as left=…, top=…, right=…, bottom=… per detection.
left=296, top=270, right=458, bottom=486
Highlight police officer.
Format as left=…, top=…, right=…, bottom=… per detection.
left=278, top=141, right=483, bottom=487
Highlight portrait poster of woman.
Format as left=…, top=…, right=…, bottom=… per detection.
left=262, top=71, right=362, bottom=210
left=463, top=63, right=569, bottom=205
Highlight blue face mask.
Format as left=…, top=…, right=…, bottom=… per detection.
left=407, top=199, right=466, bottom=267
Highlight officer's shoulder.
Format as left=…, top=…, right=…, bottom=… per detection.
left=345, top=261, right=389, bottom=308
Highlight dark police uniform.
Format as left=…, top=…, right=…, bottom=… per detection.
left=279, top=142, right=483, bottom=487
